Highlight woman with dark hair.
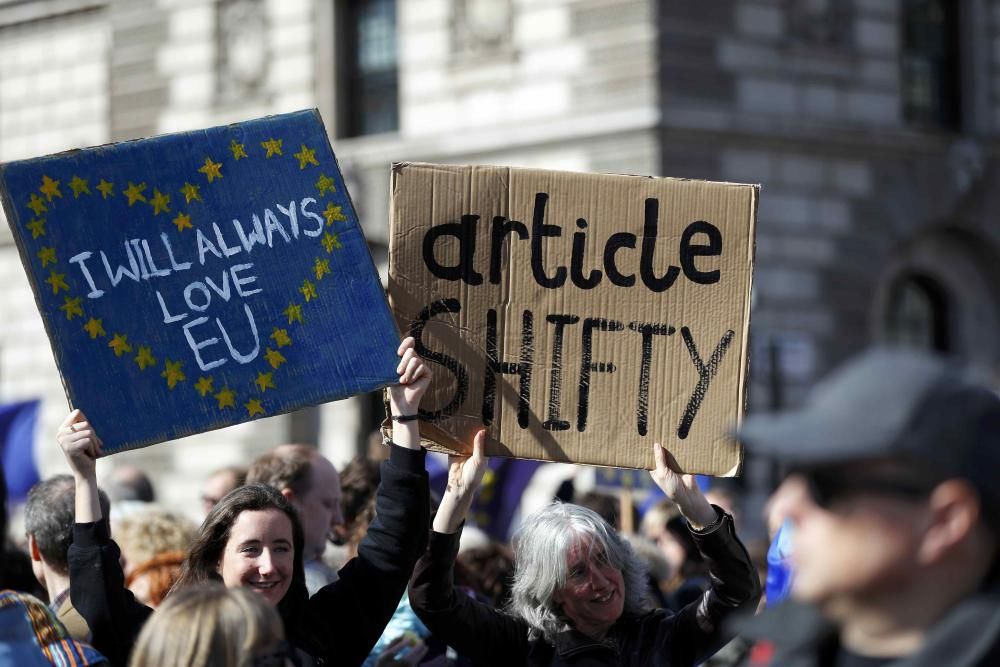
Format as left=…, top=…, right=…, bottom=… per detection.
left=62, top=337, right=432, bottom=667
left=409, top=431, right=760, bottom=666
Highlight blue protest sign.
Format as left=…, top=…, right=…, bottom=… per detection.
left=0, top=110, right=400, bottom=453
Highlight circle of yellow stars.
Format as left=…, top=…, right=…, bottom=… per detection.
left=20, top=127, right=353, bottom=421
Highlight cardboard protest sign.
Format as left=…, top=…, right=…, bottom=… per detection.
left=389, top=164, right=757, bottom=475
left=0, top=110, right=400, bottom=454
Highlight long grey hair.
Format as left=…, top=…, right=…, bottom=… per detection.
left=506, top=502, right=653, bottom=642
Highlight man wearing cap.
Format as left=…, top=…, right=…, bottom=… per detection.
left=735, top=348, right=1000, bottom=667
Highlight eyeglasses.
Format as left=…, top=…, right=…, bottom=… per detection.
left=795, top=466, right=939, bottom=510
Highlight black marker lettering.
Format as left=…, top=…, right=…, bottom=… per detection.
left=577, top=318, right=623, bottom=432
left=483, top=309, right=533, bottom=428
left=409, top=299, right=469, bottom=421
left=543, top=314, right=580, bottom=431
left=628, top=322, right=676, bottom=436
left=678, top=327, right=735, bottom=439
left=570, top=218, right=602, bottom=289
left=680, top=220, right=722, bottom=284
left=640, top=198, right=680, bottom=292
left=530, top=193, right=567, bottom=288
left=489, top=215, right=528, bottom=284
left=422, top=215, right=483, bottom=285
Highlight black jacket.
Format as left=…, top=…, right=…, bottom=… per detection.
left=69, top=444, right=429, bottom=667
left=409, top=509, right=760, bottom=666
left=734, top=579, right=1000, bottom=667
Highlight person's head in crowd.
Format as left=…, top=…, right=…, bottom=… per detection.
left=201, top=466, right=247, bottom=517
left=25, top=475, right=110, bottom=603
left=115, top=507, right=196, bottom=607
left=332, top=456, right=380, bottom=553
left=0, top=589, right=108, bottom=665
left=173, top=483, right=307, bottom=615
left=246, top=444, right=343, bottom=562
left=739, top=348, right=1000, bottom=659
left=641, top=499, right=706, bottom=582
left=106, top=464, right=155, bottom=504
left=576, top=491, right=620, bottom=531
left=129, top=583, right=289, bottom=667
left=455, top=541, right=516, bottom=608
left=704, top=482, right=741, bottom=527
left=508, top=502, right=650, bottom=641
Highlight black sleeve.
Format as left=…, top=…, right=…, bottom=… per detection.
left=306, top=443, right=430, bottom=666
left=409, top=528, right=532, bottom=666
left=68, top=520, right=153, bottom=667
left=668, top=508, right=762, bottom=665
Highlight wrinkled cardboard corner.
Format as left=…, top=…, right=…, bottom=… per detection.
left=388, top=163, right=757, bottom=476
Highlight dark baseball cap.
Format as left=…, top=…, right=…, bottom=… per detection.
left=738, top=348, right=1000, bottom=510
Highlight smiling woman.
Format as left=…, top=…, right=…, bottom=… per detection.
left=409, top=433, right=761, bottom=666
left=61, top=336, right=435, bottom=667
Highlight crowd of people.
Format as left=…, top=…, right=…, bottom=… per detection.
left=0, top=341, right=997, bottom=667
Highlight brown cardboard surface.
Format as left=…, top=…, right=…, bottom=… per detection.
left=388, top=163, right=757, bottom=475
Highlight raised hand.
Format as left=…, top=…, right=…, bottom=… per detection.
left=649, top=442, right=718, bottom=530
left=57, top=409, right=103, bottom=482
left=434, top=429, right=489, bottom=534
left=56, top=409, right=104, bottom=523
left=388, top=336, right=432, bottom=417
left=446, top=429, right=488, bottom=497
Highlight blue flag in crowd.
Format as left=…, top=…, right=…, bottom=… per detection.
left=0, top=399, right=40, bottom=506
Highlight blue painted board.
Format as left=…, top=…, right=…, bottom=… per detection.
left=0, top=110, right=400, bottom=453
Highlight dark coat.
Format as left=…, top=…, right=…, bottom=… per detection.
left=734, top=579, right=1000, bottom=667
left=409, top=510, right=760, bottom=666
left=69, top=444, right=429, bottom=667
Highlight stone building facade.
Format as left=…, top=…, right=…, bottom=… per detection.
left=1, top=0, right=997, bottom=516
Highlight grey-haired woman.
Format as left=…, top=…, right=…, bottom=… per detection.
left=409, top=433, right=760, bottom=666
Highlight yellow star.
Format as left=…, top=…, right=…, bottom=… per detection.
left=172, top=212, right=193, bottom=232
left=299, top=279, right=317, bottom=302
left=109, top=333, right=133, bottom=356
left=83, top=318, right=106, bottom=339
left=255, top=371, right=276, bottom=392
left=198, top=157, right=223, bottom=183
left=270, top=328, right=292, bottom=348
left=245, top=399, right=265, bottom=417
left=313, top=257, right=331, bottom=281
left=283, top=303, right=303, bottom=325
left=37, top=246, right=57, bottom=268
left=96, top=179, right=115, bottom=199
left=123, top=181, right=147, bottom=206
left=323, top=203, right=347, bottom=226
left=134, top=345, right=157, bottom=370
left=261, top=138, right=283, bottom=158
left=45, top=270, right=69, bottom=295
left=215, top=386, right=236, bottom=409
left=230, top=139, right=248, bottom=160
left=39, top=175, right=62, bottom=201
left=180, top=182, right=202, bottom=203
left=195, top=376, right=214, bottom=397
left=26, top=219, right=46, bottom=239
left=264, top=348, right=286, bottom=369
left=321, top=232, right=342, bottom=253
left=27, top=194, right=47, bottom=216
left=315, top=173, right=336, bottom=196
left=69, top=176, right=90, bottom=198
left=161, top=359, right=186, bottom=389
left=149, top=188, right=171, bottom=215
left=59, top=296, right=84, bottom=320
left=293, top=144, right=319, bottom=169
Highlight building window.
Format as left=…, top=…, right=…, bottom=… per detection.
left=885, top=274, right=950, bottom=352
left=901, top=0, right=961, bottom=129
left=341, top=0, right=399, bottom=137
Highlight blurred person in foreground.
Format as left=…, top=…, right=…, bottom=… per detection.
left=735, top=348, right=1000, bottom=667
left=0, top=589, right=107, bottom=666
left=409, top=431, right=760, bottom=665
left=24, top=474, right=110, bottom=640
left=128, top=584, right=289, bottom=667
